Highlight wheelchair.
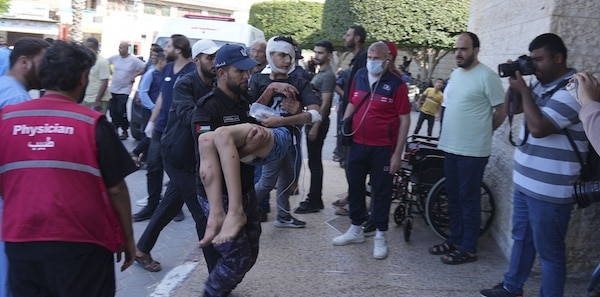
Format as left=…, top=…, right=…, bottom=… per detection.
left=392, top=135, right=496, bottom=241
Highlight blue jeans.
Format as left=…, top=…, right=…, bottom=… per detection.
left=291, top=127, right=302, bottom=184
left=255, top=142, right=297, bottom=219
left=346, top=144, right=393, bottom=231
left=503, top=190, right=572, bottom=296
left=256, top=165, right=270, bottom=212
left=444, top=152, right=489, bottom=254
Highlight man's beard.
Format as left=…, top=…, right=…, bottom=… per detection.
left=226, top=78, right=248, bottom=97
left=166, top=51, right=177, bottom=62
left=345, top=40, right=355, bottom=50
left=77, top=81, right=89, bottom=104
left=201, top=65, right=216, bottom=79
left=457, top=53, right=474, bottom=69
left=25, top=64, right=41, bottom=90
left=314, top=59, right=326, bottom=66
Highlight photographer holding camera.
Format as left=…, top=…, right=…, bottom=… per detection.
left=480, top=33, right=586, bottom=297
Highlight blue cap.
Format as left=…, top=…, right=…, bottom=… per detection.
left=214, top=44, right=258, bottom=71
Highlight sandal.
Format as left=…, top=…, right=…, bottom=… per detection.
left=130, top=152, right=141, bottom=168
left=135, top=253, right=162, bottom=272
left=428, top=242, right=456, bottom=255
left=334, top=206, right=350, bottom=216
left=440, top=249, right=477, bottom=265
left=332, top=198, right=348, bottom=207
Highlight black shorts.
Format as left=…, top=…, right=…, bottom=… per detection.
left=6, top=241, right=115, bottom=297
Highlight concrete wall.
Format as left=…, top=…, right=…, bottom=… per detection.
left=470, top=0, right=600, bottom=277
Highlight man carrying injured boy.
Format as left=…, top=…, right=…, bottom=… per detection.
left=191, top=43, right=320, bottom=297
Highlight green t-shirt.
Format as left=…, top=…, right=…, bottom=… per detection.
left=438, top=63, right=505, bottom=157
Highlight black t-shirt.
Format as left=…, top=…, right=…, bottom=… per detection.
left=97, top=117, right=139, bottom=188
left=248, top=73, right=319, bottom=115
left=191, top=87, right=257, bottom=194
left=343, top=47, right=368, bottom=105
left=161, top=70, right=214, bottom=172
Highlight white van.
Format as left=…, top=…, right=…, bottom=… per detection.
left=154, top=14, right=265, bottom=48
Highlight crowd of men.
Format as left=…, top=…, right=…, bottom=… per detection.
left=0, top=26, right=598, bottom=297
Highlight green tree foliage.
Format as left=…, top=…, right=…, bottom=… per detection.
left=0, top=0, right=10, bottom=14
left=249, top=0, right=325, bottom=50
left=323, top=0, right=469, bottom=79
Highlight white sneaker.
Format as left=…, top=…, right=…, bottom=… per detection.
left=136, top=196, right=148, bottom=207
left=333, top=227, right=365, bottom=246
left=373, top=236, right=388, bottom=259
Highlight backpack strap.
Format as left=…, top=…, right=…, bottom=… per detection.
left=508, top=78, right=570, bottom=147
left=564, top=128, right=592, bottom=178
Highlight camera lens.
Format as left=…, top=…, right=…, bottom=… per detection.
left=573, top=180, right=600, bottom=208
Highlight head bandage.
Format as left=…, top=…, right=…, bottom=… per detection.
left=266, top=37, right=296, bottom=74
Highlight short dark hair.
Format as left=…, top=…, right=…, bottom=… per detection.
left=84, top=37, right=99, bottom=50
left=9, top=37, right=51, bottom=68
left=461, top=31, right=480, bottom=49
left=39, top=40, right=96, bottom=92
left=529, top=33, right=568, bottom=61
left=350, top=25, right=366, bottom=44
left=151, top=43, right=163, bottom=53
left=314, top=40, right=334, bottom=53
left=171, top=34, right=191, bottom=59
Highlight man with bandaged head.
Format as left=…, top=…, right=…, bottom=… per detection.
left=249, top=36, right=321, bottom=228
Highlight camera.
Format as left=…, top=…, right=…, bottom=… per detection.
left=573, top=179, right=600, bottom=208
left=498, top=55, right=535, bottom=78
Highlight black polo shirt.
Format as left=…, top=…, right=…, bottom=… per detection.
left=191, top=87, right=257, bottom=195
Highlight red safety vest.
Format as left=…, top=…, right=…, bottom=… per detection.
left=0, top=94, right=124, bottom=252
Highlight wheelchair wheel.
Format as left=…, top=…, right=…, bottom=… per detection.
left=403, top=217, right=412, bottom=242
left=425, top=177, right=496, bottom=240
left=393, top=204, right=406, bottom=225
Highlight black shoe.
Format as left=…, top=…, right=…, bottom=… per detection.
left=173, top=210, right=185, bottom=222
left=294, top=201, right=320, bottom=214
left=362, top=220, right=376, bottom=237
left=480, top=283, right=523, bottom=297
left=133, top=206, right=156, bottom=222
left=258, top=211, right=268, bottom=222
left=119, top=130, right=128, bottom=140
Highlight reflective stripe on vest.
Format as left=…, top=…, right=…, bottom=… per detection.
left=0, top=160, right=101, bottom=176
left=2, top=109, right=96, bottom=124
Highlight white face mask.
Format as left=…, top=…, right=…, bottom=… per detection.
left=367, top=59, right=384, bottom=75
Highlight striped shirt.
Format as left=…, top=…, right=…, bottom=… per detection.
left=513, top=69, right=587, bottom=203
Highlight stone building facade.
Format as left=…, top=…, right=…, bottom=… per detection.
left=470, top=0, right=600, bottom=276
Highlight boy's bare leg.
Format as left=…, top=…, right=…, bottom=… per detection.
left=198, top=132, right=226, bottom=247
left=212, top=124, right=274, bottom=245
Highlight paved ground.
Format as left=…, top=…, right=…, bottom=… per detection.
left=116, top=109, right=590, bottom=297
